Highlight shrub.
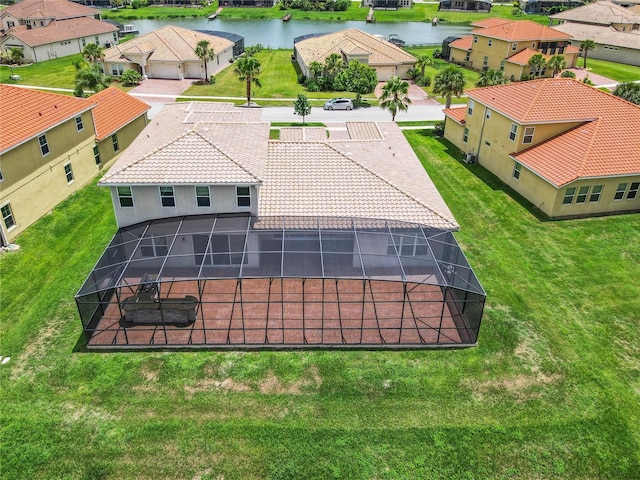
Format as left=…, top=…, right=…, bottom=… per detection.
left=418, top=75, right=431, bottom=87
left=433, top=121, right=445, bottom=137
left=561, top=70, right=576, bottom=78
left=306, top=80, right=320, bottom=92
left=121, top=69, right=142, bottom=86
left=432, top=49, right=442, bottom=59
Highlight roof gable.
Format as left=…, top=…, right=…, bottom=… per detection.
left=2, top=17, right=117, bottom=47
left=90, top=87, right=150, bottom=141
left=2, top=0, right=99, bottom=20
left=473, top=19, right=572, bottom=41
left=449, top=35, right=473, bottom=50
left=550, top=0, right=640, bottom=25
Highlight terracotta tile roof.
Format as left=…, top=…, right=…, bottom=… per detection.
left=448, top=35, right=473, bottom=51
left=295, top=28, right=416, bottom=68
left=3, top=17, right=117, bottom=47
left=565, top=44, right=581, bottom=54
left=1, top=0, right=99, bottom=20
left=471, top=18, right=513, bottom=29
left=101, top=102, right=268, bottom=185
left=553, top=22, right=640, bottom=49
left=279, top=128, right=327, bottom=142
left=506, top=47, right=549, bottom=65
left=467, top=78, right=640, bottom=186
left=90, top=87, right=150, bottom=141
left=473, top=20, right=572, bottom=41
left=443, top=107, right=466, bottom=124
left=550, top=0, right=640, bottom=25
left=102, top=25, right=233, bottom=64
left=0, top=84, right=93, bottom=154
left=346, top=122, right=382, bottom=140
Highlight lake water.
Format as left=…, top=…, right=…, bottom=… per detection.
left=133, top=17, right=472, bottom=48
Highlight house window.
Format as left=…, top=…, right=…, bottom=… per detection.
left=512, top=42, right=518, bottom=51
left=467, top=100, right=474, bottom=116
left=38, top=134, right=50, bottom=156
left=0, top=169, right=3, bottom=182
left=523, top=127, right=535, bottom=144
left=111, top=64, right=124, bottom=76
left=500, top=60, right=505, bottom=72
left=64, top=163, right=74, bottom=183
left=485, top=109, right=491, bottom=120
left=463, top=128, right=469, bottom=143
left=563, top=187, right=576, bottom=205
left=488, top=39, right=493, bottom=47
left=117, top=186, right=133, bottom=207
left=465, top=52, right=470, bottom=62
left=112, top=134, right=119, bottom=152
left=614, top=183, right=627, bottom=200
left=7, top=21, right=14, bottom=27
left=140, top=236, right=169, bottom=257
left=589, top=185, right=603, bottom=203
left=93, top=146, right=101, bottom=165
left=75, top=116, right=83, bottom=132
left=387, top=234, right=429, bottom=257
left=473, top=35, right=478, bottom=43
left=95, top=36, right=99, bottom=43
left=628, top=182, right=639, bottom=199
left=483, top=56, right=488, bottom=67
left=196, top=186, right=210, bottom=207
left=82, top=38, right=86, bottom=46
left=576, top=186, right=589, bottom=203
left=1, top=203, right=15, bottom=230
left=236, top=186, right=251, bottom=207
left=160, top=186, right=175, bottom=207
left=509, top=123, right=518, bottom=141
left=113, top=33, right=118, bottom=42
left=513, top=163, right=521, bottom=180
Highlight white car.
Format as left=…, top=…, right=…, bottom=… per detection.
left=323, top=98, right=354, bottom=110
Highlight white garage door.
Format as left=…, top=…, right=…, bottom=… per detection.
left=186, top=62, right=203, bottom=79
left=149, top=63, right=180, bottom=79
left=376, top=67, right=396, bottom=82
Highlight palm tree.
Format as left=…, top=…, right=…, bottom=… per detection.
left=475, top=69, right=508, bottom=87
left=432, top=65, right=465, bottom=109
left=580, top=39, right=596, bottom=69
left=547, top=55, right=567, bottom=77
left=527, top=53, right=547, bottom=78
left=309, top=61, right=323, bottom=81
left=194, top=40, right=215, bottom=82
left=74, top=64, right=111, bottom=98
left=379, top=76, right=411, bottom=121
left=234, top=56, right=262, bottom=107
left=324, top=53, right=344, bottom=87
left=82, top=43, right=104, bottom=64
left=414, top=54, right=433, bottom=79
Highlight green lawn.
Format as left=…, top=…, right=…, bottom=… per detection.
left=582, top=58, right=640, bottom=83
left=0, top=55, right=82, bottom=89
left=1, top=130, right=639, bottom=479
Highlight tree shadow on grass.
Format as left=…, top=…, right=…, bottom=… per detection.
left=416, top=130, right=553, bottom=223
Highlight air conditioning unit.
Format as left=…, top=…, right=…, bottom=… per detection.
left=465, top=152, right=477, bottom=164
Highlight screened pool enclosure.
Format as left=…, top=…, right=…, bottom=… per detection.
left=76, top=215, right=485, bottom=349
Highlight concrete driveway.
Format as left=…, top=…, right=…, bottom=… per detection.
left=129, top=78, right=194, bottom=117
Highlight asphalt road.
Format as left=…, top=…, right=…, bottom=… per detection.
left=261, top=104, right=446, bottom=123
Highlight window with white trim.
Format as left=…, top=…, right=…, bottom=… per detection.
left=38, top=134, right=50, bottom=156
left=614, top=183, right=627, bottom=200
left=488, top=39, right=493, bottom=47
left=523, top=127, right=535, bottom=144
left=576, top=186, right=589, bottom=204
left=0, top=169, right=3, bottom=182
left=160, top=186, right=175, bottom=207
left=627, top=182, right=639, bottom=199
left=463, top=128, right=469, bottom=143
left=75, top=116, right=83, bottom=132
left=111, top=64, right=124, bottom=76
left=93, top=146, right=101, bottom=165
left=236, top=186, right=251, bottom=207
left=509, top=123, right=518, bottom=141
left=117, top=186, right=133, bottom=207
left=467, top=100, right=474, bottom=116
left=563, top=187, right=576, bottom=205
left=473, top=35, right=478, bottom=43
left=483, top=56, right=488, bottom=67
left=512, top=42, right=518, bottom=51
left=387, top=233, right=429, bottom=257
left=485, top=109, right=491, bottom=119
left=1, top=203, right=15, bottom=230
left=64, top=163, right=74, bottom=183
left=112, top=134, right=119, bottom=152
left=513, top=163, right=521, bottom=180
left=589, top=185, right=603, bottom=203
left=140, top=236, right=169, bottom=257
left=500, top=60, right=505, bottom=72
left=196, top=186, right=210, bottom=207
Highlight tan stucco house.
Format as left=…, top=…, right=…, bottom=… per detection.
left=0, top=85, right=149, bottom=245
left=294, top=28, right=416, bottom=82
left=448, top=19, right=580, bottom=80
left=100, top=25, right=234, bottom=80
left=443, top=78, right=640, bottom=218
left=550, top=0, right=640, bottom=67
left=0, top=0, right=118, bottom=62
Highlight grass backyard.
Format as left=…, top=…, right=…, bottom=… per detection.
left=1, top=129, right=639, bottom=479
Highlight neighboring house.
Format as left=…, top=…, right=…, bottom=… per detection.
left=100, top=25, right=234, bottom=80
left=294, top=28, right=416, bottom=81
left=0, top=85, right=149, bottom=245
left=0, top=0, right=118, bottom=62
left=362, top=0, right=413, bottom=8
left=550, top=0, right=640, bottom=66
left=75, top=101, right=486, bottom=350
left=448, top=19, right=579, bottom=80
left=0, top=18, right=118, bottom=63
left=443, top=78, right=640, bottom=218
left=519, top=0, right=585, bottom=14
left=438, top=0, right=492, bottom=12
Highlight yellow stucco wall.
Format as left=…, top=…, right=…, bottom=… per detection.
left=96, top=114, right=147, bottom=166
left=0, top=112, right=98, bottom=242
